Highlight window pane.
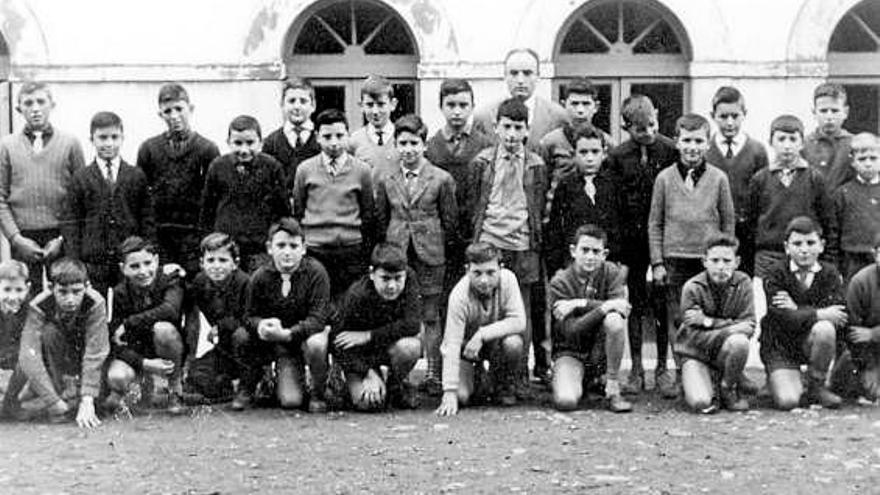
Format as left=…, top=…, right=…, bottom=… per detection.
left=392, top=82, right=415, bottom=121
left=314, top=85, right=347, bottom=118
left=293, top=17, right=345, bottom=54
left=829, top=15, right=876, bottom=52
left=843, top=84, right=879, bottom=134
left=632, top=22, right=682, bottom=54
left=364, top=17, right=415, bottom=55
left=629, top=83, right=683, bottom=139
left=585, top=2, right=621, bottom=44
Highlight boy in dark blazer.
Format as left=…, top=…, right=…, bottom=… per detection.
left=376, top=114, right=458, bottom=394
left=63, top=111, right=155, bottom=296
left=262, top=77, right=321, bottom=191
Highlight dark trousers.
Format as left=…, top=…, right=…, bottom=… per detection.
left=12, top=228, right=62, bottom=295
left=157, top=225, right=202, bottom=278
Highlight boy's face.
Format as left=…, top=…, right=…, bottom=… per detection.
left=626, top=116, right=658, bottom=146
left=712, top=102, right=745, bottom=140
left=813, top=96, right=848, bottom=136
left=121, top=250, right=159, bottom=288
left=496, top=116, right=528, bottom=153
left=282, top=88, right=315, bottom=126
left=784, top=231, right=824, bottom=269
left=266, top=231, right=305, bottom=274
left=505, top=51, right=538, bottom=100
left=0, top=278, right=29, bottom=314
left=677, top=127, right=710, bottom=167
left=370, top=267, right=407, bottom=301
left=852, top=144, right=880, bottom=182
left=395, top=131, right=425, bottom=168
left=467, top=259, right=501, bottom=297
left=91, top=126, right=123, bottom=161
left=564, top=93, right=598, bottom=125
left=158, top=99, right=193, bottom=133
left=441, top=91, right=473, bottom=130
left=17, top=89, right=54, bottom=130
left=228, top=128, right=262, bottom=163
left=361, top=93, right=397, bottom=129
left=52, top=282, right=86, bottom=314
left=569, top=235, right=607, bottom=276
left=703, top=245, right=739, bottom=285
left=316, top=122, right=348, bottom=159
left=201, top=247, right=238, bottom=283
left=573, top=137, right=605, bottom=176
left=770, top=130, right=803, bottom=166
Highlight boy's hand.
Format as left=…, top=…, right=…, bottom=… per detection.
left=208, top=326, right=219, bottom=344
left=42, top=236, right=64, bottom=261
left=816, top=305, right=847, bottom=326
left=848, top=326, right=874, bottom=344
left=14, top=235, right=44, bottom=263
left=334, top=331, right=371, bottom=350
left=112, top=325, right=127, bottom=346
left=652, top=265, right=668, bottom=285
left=463, top=332, right=483, bottom=361
left=163, top=263, right=186, bottom=278
left=601, top=299, right=631, bottom=316
left=435, top=391, right=459, bottom=416
left=76, top=397, right=101, bottom=429
left=553, top=299, right=585, bottom=321
left=360, top=369, right=386, bottom=408
left=257, top=318, right=283, bottom=341
left=142, top=358, right=174, bottom=376
left=771, top=291, right=797, bottom=310
left=682, top=309, right=707, bottom=327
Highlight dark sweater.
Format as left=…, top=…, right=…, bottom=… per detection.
left=63, top=160, right=155, bottom=264
left=184, top=269, right=249, bottom=350
left=605, top=135, right=679, bottom=261
left=199, top=153, right=289, bottom=254
left=746, top=165, right=838, bottom=257
left=262, top=126, right=321, bottom=190
left=0, top=305, right=27, bottom=369
left=136, top=132, right=220, bottom=231
left=760, top=260, right=845, bottom=353
left=245, top=257, right=329, bottom=343
left=110, top=271, right=184, bottom=371
left=707, top=136, right=768, bottom=221
left=834, top=179, right=880, bottom=254
left=802, top=129, right=853, bottom=193
left=331, top=270, right=421, bottom=375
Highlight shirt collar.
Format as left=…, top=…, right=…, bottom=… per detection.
left=284, top=119, right=314, bottom=134
left=367, top=122, right=395, bottom=145
left=714, top=131, right=745, bottom=149
left=789, top=260, right=822, bottom=274
left=101, top=156, right=121, bottom=169
left=401, top=158, right=425, bottom=177
left=810, top=128, right=851, bottom=141
left=769, top=156, right=809, bottom=171
left=442, top=118, right=473, bottom=141
left=857, top=174, right=880, bottom=185
left=24, top=124, right=53, bottom=140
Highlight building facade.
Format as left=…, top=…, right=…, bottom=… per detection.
left=0, top=0, right=876, bottom=161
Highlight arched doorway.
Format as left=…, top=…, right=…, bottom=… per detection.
left=828, top=0, right=880, bottom=134
left=553, top=0, right=691, bottom=142
left=283, top=0, right=419, bottom=129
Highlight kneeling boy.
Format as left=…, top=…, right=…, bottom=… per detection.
left=18, top=258, right=108, bottom=427
left=331, top=243, right=422, bottom=411
left=548, top=224, right=631, bottom=412
left=760, top=216, right=846, bottom=410
left=0, top=260, right=31, bottom=416
left=841, top=232, right=880, bottom=401
left=236, top=218, right=330, bottom=412
left=436, top=242, right=526, bottom=416
left=677, top=234, right=755, bottom=413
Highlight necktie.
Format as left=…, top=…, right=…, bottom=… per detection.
left=450, top=133, right=462, bottom=155
left=584, top=175, right=596, bottom=202
left=105, top=161, right=114, bottom=183
left=779, top=169, right=794, bottom=188
left=293, top=126, right=305, bottom=148
left=725, top=138, right=734, bottom=159
left=684, top=169, right=696, bottom=191
left=639, top=145, right=648, bottom=168
left=328, top=158, right=338, bottom=176
left=376, top=130, right=384, bottom=146
left=406, top=170, right=418, bottom=198
left=281, top=273, right=292, bottom=297
left=32, top=131, right=43, bottom=153
left=796, top=269, right=811, bottom=288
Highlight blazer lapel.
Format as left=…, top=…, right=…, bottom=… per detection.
left=409, top=165, right=432, bottom=205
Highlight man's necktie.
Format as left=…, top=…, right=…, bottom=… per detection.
left=725, top=138, right=734, bottom=159
left=779, top=169, right=794, bottom=188
left=406, top=170, right=418, bottom=198
left=584, top=175, right=596, bottom=202
left=684, top=169, right=695, bottom=191
left=32, top=131, right=43, bottom=153
left=105, top=161, right=114, bottom=184
left=294, top=126, right=305, bottom=148
left=376, top=131, right=384, bottom=146
left=281, top=273, right=292, bottom=297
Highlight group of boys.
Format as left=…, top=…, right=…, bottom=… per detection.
left=1, top=46, right=880, bottom=428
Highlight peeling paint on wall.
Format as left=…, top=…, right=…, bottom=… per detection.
left=0, top=1, right=26, bottom=53
left=244, top=4, right=280, bottom=56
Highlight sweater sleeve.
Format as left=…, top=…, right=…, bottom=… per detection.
left=375, top=178, right=390, bottom=244
left=846, top=272, right=870, bottom=327
left=199, top=160, right=220, bottom=233
left=0, top=142, right=19, bottom=238
left=718, top=173, right=736, bottom=236
left=480, top=271, right=527, bottom=339
left=358, top=167, right=378, bottom=251
left=123, top=277, right=184, bottom=334
left=647, top=172, right=666, bottom=265
left=80, top=299, right=110, bottom=398
left=367, top=275, right=422, bottom=348
left=288, top=265, right=330, bottom=342
left=440, top=282, right=469, bottom=392
left=764, top=268, right=817, bottom=334
left=439, top=174, right=459, bottom=250
left=17, top=308, right=61, bottom=409
left=291, top=165, right=307, bottom=222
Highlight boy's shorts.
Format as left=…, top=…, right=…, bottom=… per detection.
left=759, top=335, right=811, bottom=373
left=498, top=249, right=540, bottom=285
left=552, top=325, right=606, bottom=375
left=676, top=327, right=735, bottom=366
left=335, top=336, right=420, bottom=379
left=308, top=244, right=366, bottom=298
left=409, top=256, right=445, bottom=297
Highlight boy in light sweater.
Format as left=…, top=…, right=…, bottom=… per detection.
left=648, top=113, right=736, bottom=397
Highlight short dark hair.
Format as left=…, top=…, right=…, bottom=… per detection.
left=704, top=233, right=740, bottom=253
left=393, top=114, right=428, bottom=142
left=503, top=48, right=541, bottom=76
left=228, top=115, right=261, bottom=140
left=157, top=83, right=190, bottom=105
left=49, top=257, right=89, bottom=285
left=770, top=114, right=804, bottom=141
left=281, top=77, right=315, bottom=103
left=621, top=94, right=656, bottom=128
left=563, top=78, right=599, bottom=100
left=90, top=111, right=123, bottom=135
left=496, top=97, right=529, bottom=124
left=711, top=86, right=745, bottom=114
left=571, top=224, right=607, bottom=247
left=200, top=232, right=240, bottom=260
left=361, top=74, right=395, bottom=99
left=119, top=236, right=158, bottom=263
left=18, top=81, right=52, bottom=103
left=784, top=216, right=822, bottom=240
left=267, top=217, right=304, bottom=243
left=675, top=113, right=710, bottom=138
left=370, top=243, right=408, bottom=273
left=465, top=242, right=500, bottom=265
left=315, top=108, right=348, bottom=131
left=568, top=124, right=607, bottom=149
left=0, top=260, right=29, bottom=283
left=814, top=82, right=847, bottom=105
left=439, top=78, right=474, bottom=106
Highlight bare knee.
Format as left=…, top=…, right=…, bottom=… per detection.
left=810, top=321, right=836, bottom=345
left=389, top=337, right=422, bottom=364
left=152, top=322, right=181, bottom=346
left=502, top=335, right=524, bottom=357
left=722, top=333, right=750, bottom=357
left=106, top=361, right=136, bottom=392
left=303, top=332, right=328, bottom=362
left=553, top=386, right=581, bottom=411
left=603, top=313, right=626, bottom=336
left=278, top=389, right=304, bottom=409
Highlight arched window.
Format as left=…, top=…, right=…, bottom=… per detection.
left=828, top=0, right=880, bottom=133
left=284, top=0, right=419, bottom=128
left=553, top=0, right=691, bottom=142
